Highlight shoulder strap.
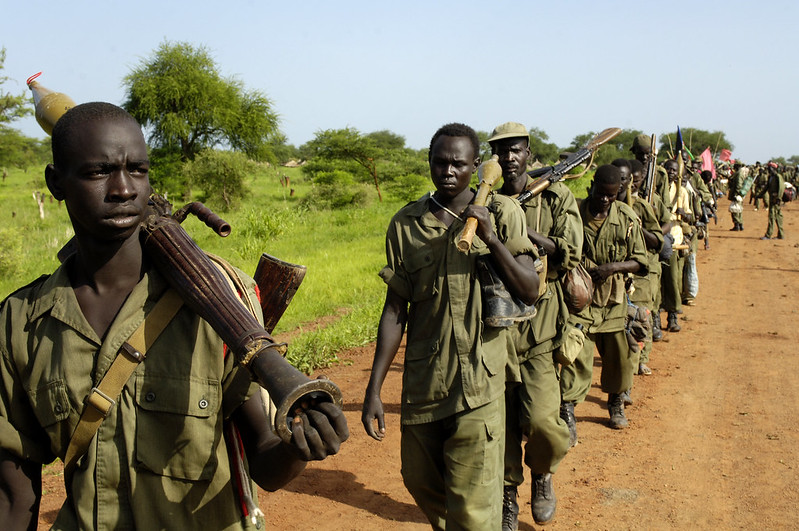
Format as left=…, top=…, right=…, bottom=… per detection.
left=63, top=288, right=184, bottom=478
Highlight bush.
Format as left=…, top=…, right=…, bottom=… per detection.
left=384, top=173, right=430, bottom=202
left=184, top=150, right=256, bottom=212
left=300, top=170, right=376, bottom=209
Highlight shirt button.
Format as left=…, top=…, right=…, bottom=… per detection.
left=54, top=404, right=63, bottom=413
left=199, top=399, right=209, bottom=409
left=145, top=392, right=156, bottom=402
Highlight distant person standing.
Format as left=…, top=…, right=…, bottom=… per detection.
left=728, top=161, right=746, bottom=231
left=761, top=162, right=786, bottom=240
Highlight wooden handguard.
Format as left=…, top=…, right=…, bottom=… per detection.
left=456, top=155, right=503, bottom=253
left=139, top=213, right=342, bottom=443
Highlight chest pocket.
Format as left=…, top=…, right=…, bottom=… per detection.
left=134, top=374, right=220, bottom=481
left=27, top=380, right=72, bottom=428
left=404, top=246, right=438, bottom=302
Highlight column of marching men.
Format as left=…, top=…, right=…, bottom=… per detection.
left=362, top=122, right=794, bottom=531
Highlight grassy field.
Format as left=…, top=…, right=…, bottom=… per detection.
left=0, top=163, right=592, bottom=373
left=0, top=164, right=398, bottom=373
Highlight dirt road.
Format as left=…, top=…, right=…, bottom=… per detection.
left=39, top=200, right=799, bottom=529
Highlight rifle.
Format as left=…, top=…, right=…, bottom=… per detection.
left=644, top=134, right=658, bottom=203
left=516, top=127, right=621, bottom=205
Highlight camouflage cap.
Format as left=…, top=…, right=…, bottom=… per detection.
left=631, top=133, right=651, bottom=153
left=487, top=122, right=529, bottom=143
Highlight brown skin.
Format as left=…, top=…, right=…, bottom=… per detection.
left=361, top=134, right=538, bottom=440
left=586, top=179, right=641, bottom=283
left=494, top=137, right=558, bottom=257
left=0, top=115, right=347, bottom=529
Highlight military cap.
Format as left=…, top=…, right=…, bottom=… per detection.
left=631, top=133, right=651, bottom=153
left=488, top=122, right=529, bottom=143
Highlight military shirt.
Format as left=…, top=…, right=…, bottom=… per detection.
left=379, top=191, right=534, bottom=425
left=512, top=179, right=583, bottom=358
left=630, top=196, right=665, bottom=305
left=575, top=200, right=649, bottom=334
left=0, top=262, right=262, bottom=530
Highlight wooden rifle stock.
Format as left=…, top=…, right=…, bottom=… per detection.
left=516, top=127, right=622, bottom=205
left=457, top=155, right=503, bottom=253
left=138, top=199, right=342, bottom=444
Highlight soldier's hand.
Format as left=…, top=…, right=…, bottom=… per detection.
left=290, top=399, right=349, bottom=461
left=462, top=205, right=497, bottom=246
left=361, top=390, right=387, bottom=441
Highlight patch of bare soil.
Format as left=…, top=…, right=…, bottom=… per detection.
left=39, top=200, right=799, bottom=530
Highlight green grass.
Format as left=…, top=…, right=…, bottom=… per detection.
left=0, top=165, right=395, bottom=373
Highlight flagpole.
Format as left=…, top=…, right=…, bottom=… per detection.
left=712, top=131, right=722, bottom=159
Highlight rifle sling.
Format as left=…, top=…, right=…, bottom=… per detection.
left=63, top=288, right=184, bottom=479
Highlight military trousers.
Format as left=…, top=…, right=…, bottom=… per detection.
left=660, top=253, right=685, bottom=313
left=765, top=203, right=784, bottom=238
left=401, top=398, right=504, bottom=531
left=560, top=329, right=634, bottom=402
left=504, top=350, right=570, bottom=484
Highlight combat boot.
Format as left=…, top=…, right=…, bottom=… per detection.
left=531, top=473, right=557, bottom=525
left=502, top=485, right=519, bottom=531
left=652, top=311, right=663, bottom=342
left=559, top=401, right=577, bottom=448
left=667, top=311, right=681, bottom=332
left=608, top=393, right=628, bottom=429
left=621, top=389, right=633, bottom=406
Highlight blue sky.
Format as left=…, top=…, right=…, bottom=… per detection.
left=3, top=0, right=797, bottom=162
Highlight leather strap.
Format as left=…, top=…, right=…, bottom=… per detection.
left=63, top=289, right=184, bottom=478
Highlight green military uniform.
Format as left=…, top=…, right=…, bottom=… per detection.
left=560, top=200, right=649, bottom=402
left=629, top=195, right=664, bottom=367
left=0, top=262, right=263, bottom=530
left=504, top=180, right=582, bottom=485
left=764, top=170, right=786, bottom=238
left=380, top=191, right=534, bottom=530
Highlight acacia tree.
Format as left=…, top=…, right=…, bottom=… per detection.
left=122, top=41, right=280, bottom=163
left=302, top=127, right=384, bottom=201
left=0, top=48, right=32, bottom=126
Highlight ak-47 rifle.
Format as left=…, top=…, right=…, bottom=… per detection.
left=516, top=127, right=622, bottom=205
left=644, top=134, right=658, bottom=203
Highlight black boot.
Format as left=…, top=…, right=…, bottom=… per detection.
left=559, top=401, right=577, bottom=448
left=531, top=473, right=557, bottom=525
left=502, top=485, right=519, bottom=531
left=608, top=393, right=628, bottom=429
left=667, top=311, right=681, bottom=332
left=652, top=311, right=663, bottom=342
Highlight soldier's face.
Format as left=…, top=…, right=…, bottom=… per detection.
left=429, top=136, right=478, bottom=201
left=492, top=138, right=530, bottom=181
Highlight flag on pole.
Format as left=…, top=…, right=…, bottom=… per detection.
left=700, top=147, right=716, bottom=181
left=719, top=149, right=732, bottom=162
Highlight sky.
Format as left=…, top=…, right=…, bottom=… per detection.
left=2, top=0, right=798, bottom=163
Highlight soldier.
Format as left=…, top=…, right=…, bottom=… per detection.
left=760, top=162, right=786, bottom=240
left=362, top=123, right=539, bottom=530
left=559, top=165, right=649, bottom=430
left=0, top=103, right=348, bottom=529
left=660, top=159, right=695, bottom=331
left=489, top=122, right=583, bottom=528
left=728, top=161, right=746, bottom=231
left=614, top=159, right=664, bottom=376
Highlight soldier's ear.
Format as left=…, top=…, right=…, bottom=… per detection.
left=45, top=164, right=66, bottom=201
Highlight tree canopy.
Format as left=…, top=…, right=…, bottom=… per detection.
left=0, top=48, right=32, bottom=127
left=122, top=41, right=280, bottom=163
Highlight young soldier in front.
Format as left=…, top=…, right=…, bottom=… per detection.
left=362, top=123, right=539, bottom=530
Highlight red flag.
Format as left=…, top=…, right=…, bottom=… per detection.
left=700, top=147, right=716, bottom=181
left=719, top=148, right=732, bottom=162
